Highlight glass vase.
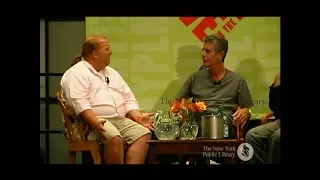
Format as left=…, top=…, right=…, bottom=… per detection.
left=154, top=109, right=163, bottom=129
left=171, top=113, right=181, bottom=139
left=180, top=117, right=199, bottom=140
left=154, top=110, right=176, bottom=140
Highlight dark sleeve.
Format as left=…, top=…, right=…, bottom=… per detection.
left=237, top=77, right=254, bottom=108
left=269, top=84, right=275, bottom=112
left=269, top=84, right=280, bottom=114
left=175, top=74, right=194, bottom=100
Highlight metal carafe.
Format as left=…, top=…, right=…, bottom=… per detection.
left=201, top=113, right=225, bottom=139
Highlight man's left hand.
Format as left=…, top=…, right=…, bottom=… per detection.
left=232, top=108, right=250, bottom=128
left=138, top=113, right=155, bottom=131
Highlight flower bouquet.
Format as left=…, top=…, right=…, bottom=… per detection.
left=170, top=98, right=207, bottom=140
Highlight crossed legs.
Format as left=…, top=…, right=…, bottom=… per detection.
left=245, top=121, right=281, bottom=164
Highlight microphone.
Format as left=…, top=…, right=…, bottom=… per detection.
left=105, top=77, right=110, bottom=84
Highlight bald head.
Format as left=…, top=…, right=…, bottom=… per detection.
left=81, top=35, right=108, bottom=59
left=78, top=35, right=112, bottom=71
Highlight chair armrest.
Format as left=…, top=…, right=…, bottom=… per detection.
left=236, top=105, right=245, bottom=139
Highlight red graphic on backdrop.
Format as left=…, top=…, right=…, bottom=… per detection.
left=179, top=17, right=243, bottom=41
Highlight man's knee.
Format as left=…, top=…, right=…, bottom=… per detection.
left=143, top=133, right=152, bottom=140
left=124, top=123, right=151, bottom=145
left=106, top=135, right=124, bottom=150
left=245, top=123, right=276, bottom=142
left=245, top=128, right=258, bottom=143
left=133, top=132, right=152, bottom=144
left=109, top=136, right=123, bottom=145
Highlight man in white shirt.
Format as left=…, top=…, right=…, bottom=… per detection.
left=60, top=35, right=153, bottom=164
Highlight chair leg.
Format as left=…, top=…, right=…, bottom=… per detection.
left=224, top=158, right=237, bottom=164
left=188, top=156, right=196, bottom=164
left=90, top=149, right=102, bottom=164
left=69, top=151, right=76, bottom=164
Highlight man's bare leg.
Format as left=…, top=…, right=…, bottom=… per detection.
left=125, top=134, right=151, bottom=164
left=103, top=136, right=124, bottom=164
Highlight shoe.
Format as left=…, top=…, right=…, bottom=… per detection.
left=210, top=160, right=220, bottom=165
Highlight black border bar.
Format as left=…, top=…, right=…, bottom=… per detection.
left=44, top=19, right=50, bottom=164
left=40, top=73, right=64, bottom=76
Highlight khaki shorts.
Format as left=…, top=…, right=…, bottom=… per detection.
left=73, top=117, right=151, bottom=145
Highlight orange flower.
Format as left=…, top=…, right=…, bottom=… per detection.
left=187, top=103, right=197, bottom=112
left=195, top=101, right=207, bottom=112
left=170, top=100, right=181, bottom=113
left=170, top=98, right=207, bottom=114
left=180, top=98, right=188, bottom=110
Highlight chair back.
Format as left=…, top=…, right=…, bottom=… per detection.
left=56, top=92, right=91, bottom=142
left=56, top=92, right=77, bottom=141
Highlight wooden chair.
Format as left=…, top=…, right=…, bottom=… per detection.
left=221, top=105, right=245, bottom=164
left=56, top=91, right=128, bottom=164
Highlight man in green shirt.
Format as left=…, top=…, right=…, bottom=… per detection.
left=175, top=34, right=254, bottom=164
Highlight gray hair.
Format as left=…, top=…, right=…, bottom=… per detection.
left=203, top=34, right=228, bottom=63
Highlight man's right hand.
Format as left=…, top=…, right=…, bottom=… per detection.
left=79, top=110, right=106, bottom=133
left=92, top=119, right=106, bottom=133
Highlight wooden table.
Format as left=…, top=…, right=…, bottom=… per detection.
left=147, top=139, right=244, bottom=164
